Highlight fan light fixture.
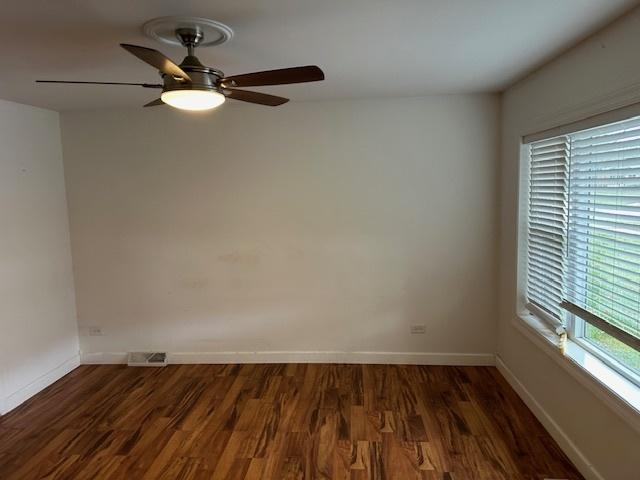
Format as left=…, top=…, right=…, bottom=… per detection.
left=160, top=89, right=225, bottom=111
left=36, top=17, right=325, bottom=110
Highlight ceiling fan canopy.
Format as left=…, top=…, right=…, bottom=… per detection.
left=36, top=17, right=325, bottom=111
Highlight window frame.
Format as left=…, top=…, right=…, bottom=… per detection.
left=520, top=112, right=640, bottom=391
left=570, top=315, right=640, bottom=386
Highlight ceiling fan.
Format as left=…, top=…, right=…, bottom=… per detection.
left=36, top=17, right=325, bottom=111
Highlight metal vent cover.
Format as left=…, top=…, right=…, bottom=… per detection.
left=127, top=352, right=168, bottom=367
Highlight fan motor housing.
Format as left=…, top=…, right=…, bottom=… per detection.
left=162, top=56, right=225, bottom=94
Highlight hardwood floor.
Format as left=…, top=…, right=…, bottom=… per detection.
left=0, top=364, right=583, bottom=479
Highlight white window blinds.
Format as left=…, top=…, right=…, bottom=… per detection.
left=526, top=136, right=569, bottom=322
left=526, top=115, right=640, bottom=350
left=565, top=117, right=640, bottom=347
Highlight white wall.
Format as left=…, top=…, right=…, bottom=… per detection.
left=500, top=8, right=640, bottom=480
left=60, top=94, right=499, bottom=363
left=0, top=99, right=79, bottom=414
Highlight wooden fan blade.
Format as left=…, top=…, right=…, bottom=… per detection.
left=221, top=66, right=324, bottom=87
left=225, top=89, right=289, bottom=106
left=143, top=98, right=165, bottom=107
left=120, top=44, right=191, bottom=82
left=36, top=80, right=162, bottom=88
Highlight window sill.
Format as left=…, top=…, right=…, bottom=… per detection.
left=514, top=311, right=640, bottom=434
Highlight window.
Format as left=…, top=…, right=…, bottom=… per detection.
left=524, top=115, right=640, bottom=383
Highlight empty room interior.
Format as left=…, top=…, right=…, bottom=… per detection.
left=2, top=1, right=640, bottom=479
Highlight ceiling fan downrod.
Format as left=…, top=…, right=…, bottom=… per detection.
left=176, top=27, right=203, bottom=57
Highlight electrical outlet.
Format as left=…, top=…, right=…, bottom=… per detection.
left=87, top=326, right=103, bottom=336
left=410, top=324, right=426, bottom=334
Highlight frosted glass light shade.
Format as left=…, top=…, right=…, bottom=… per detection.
left=160, top=90, right=225, bottom=111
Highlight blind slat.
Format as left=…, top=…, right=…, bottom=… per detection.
left=571, top=136, right=640, bottom=155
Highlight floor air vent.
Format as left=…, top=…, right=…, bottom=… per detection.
left=127, top=352, right=168, bottom=367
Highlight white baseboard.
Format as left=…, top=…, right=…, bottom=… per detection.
left=80, top=352, right=128, bottom=364
left=81, top=350, right=496, bottom=366
left=495, top=355, right=603, bottom=480
left=1, top=354, right=80, bottom=416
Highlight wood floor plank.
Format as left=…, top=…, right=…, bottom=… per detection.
left=0, top=364, right=584, bottom=479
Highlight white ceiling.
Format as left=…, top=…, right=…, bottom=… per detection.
left=0, top=0, right=636, bottom=111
